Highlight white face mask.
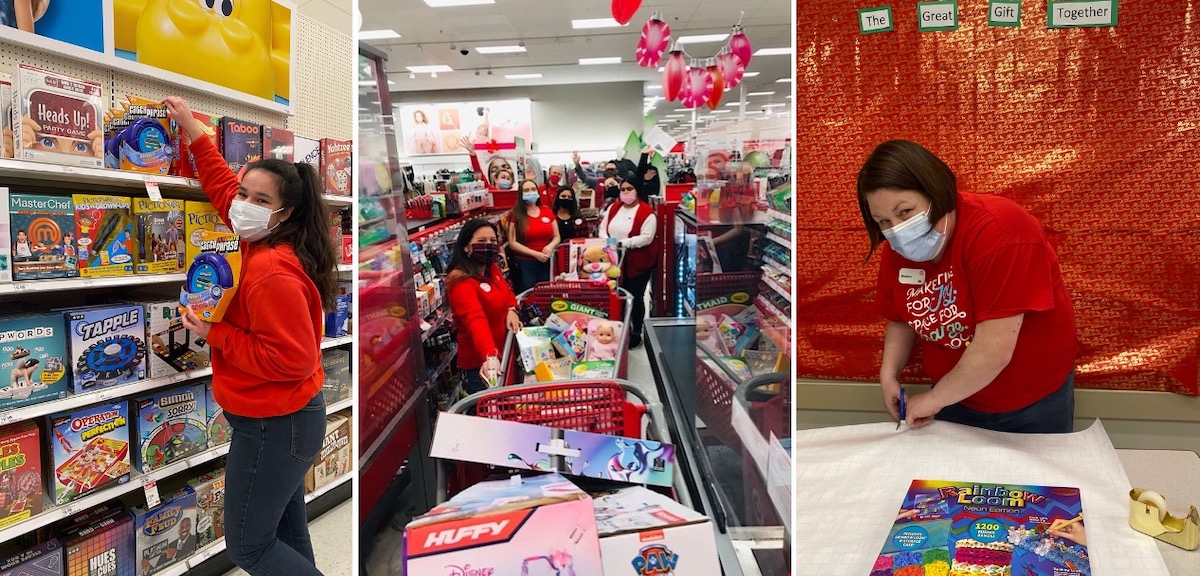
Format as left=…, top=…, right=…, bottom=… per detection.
left=228, top=200, right=285, bottom=242
left=880, top=208, right=946, bottom=262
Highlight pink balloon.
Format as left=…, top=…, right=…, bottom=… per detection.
left=680, top=66, right=713, bottom=109
left=729, top=25, right=753, bottom=68
left=663, top=50, right=686, bottom=101
left=611, top=0, right=641, bottom=26
left=717, top=51, right=745, bottom=90
left=636, top=16, right=671, bottom=68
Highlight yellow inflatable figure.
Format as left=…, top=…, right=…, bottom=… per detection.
left=135, top=0, right=274, bottom=101
left=113, top=0, right=146, bottom=53
left=229, top=0, right=292, bottom=102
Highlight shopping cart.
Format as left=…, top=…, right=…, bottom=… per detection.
left=498, top=282, right=633, bottom=385
left=548, top=240, right=626, bottom=280
left=436, top=379, right=691, bottom=508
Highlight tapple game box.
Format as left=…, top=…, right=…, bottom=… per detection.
left=0, top=421, right=43, bottom=530
left=0, top=312, right=70, bottom=411
left=47, top=402, right=132, bottom=506
left=219, top=117, right=261, bottom=174
left=872, top=480, right=1091, bottom=576
left=62, top=304, right=147, bottom=394
left=134, top=383, right=207, bottom=473
left=133, top=487, right=198, bottom=576
left=73, top=195, right=134, bottom=278
left=133, top=199, right=185, bottom=275
left=11, top=64, right=103, bottom=168
left=9, top=193, right=78, bottom=281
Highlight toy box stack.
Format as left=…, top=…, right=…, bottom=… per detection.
left=263, top=126, right=294, bottom=162
left=8, top=193, right=78, bottom=281
left=133, top=199, right=186, bottom=275
left=73, top=195, right=135, bottom=278
left=219, top=117, right=262, bottom=174
left=137, top=297, right=211, bottom=378
left=10, top=64, right=104, bottom=168
left=62, top=304, right=147, bottom=393
left=321, top=349, right=351, bottom=404
left=305, top=413, right=351, bottom=494
left=0, top=312, right=70, bottom=411
left=403, top=473, right=603, bottom=576
left=47, top=402, right=132, bottom=505
left=0, top=421, right=43, bottom=530
left=132, top=486, right=198, bottom=576
left=134, top=383, right=207, bottom=473
left=204, top=383, right=231, bottom=448
left=0, top=539, right=63, bottom=576
left=514, top=298, right=623, bottom=382
left=188, top=470, right=225, bottom=548
left=60, top=510, right=135, bottom=576
left=592, top=487, right=720, bottom=576
left=320, top=139, right=351, bottom=196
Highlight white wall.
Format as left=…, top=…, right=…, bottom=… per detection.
left=299, top=0, right=351, bottom=32
left=392, top=82, right=644, bottom=175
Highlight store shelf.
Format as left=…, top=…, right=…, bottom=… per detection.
left=0, top=158, right=202, bottom=190
left=407, top=216, right=443, bottom=233
left=338, top=264, right=354, bottom=273
left=187, top=540, right=228, bottom=569
left=327, top=398, right=353, bottom=414
left=761, top=274, right=791, bottom=302
left=306, top=473, right=352, bottom=503
left=187, top=443, right=232, bottom=468
left=0, top=273, right=188, bottom=295
left=0, top=368, right=213, bottom=426
left=766, top=208, right=791, bottom=223
left=765, top=232, right=791, bottom=250
left=360, top=215, right=386, bottom=227
left=321, top=336, right=353, bottom=349
left=761, top=257, right=793, bottom=279
left=421, top=306, right=451, bottom=340
left=324, top=194, right=353, bottom=205
left=427, top=345, right=458, bottom=383
left=755, top=296, right=789, bottom=328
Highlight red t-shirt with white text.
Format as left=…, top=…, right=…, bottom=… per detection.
left=877, top=192, right=1077, bottom=413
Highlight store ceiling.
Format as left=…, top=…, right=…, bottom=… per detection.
left=358, top=0, right=794, bottom=120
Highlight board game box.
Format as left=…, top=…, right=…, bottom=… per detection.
left=0, top=539, right=63, bottom=576
left=320, top=349, right=350, bottom=404
left=304, top=414, right=351, bottom=494
left=62, top=512, right=135, bottom=576
left=132, top=199, right=185, bottom=275
left=73, top=195, right=134, bottom=278
left=63, top=304, right=147, bottom=393
left=294, top=136, right=319, bottom=171
left=263, top=126, right=294, bottom=162
left=0, top=312, right=69, bottom=411
left=873, top=480, right=1091, bottom=576
left=133, top=487, right=198, bottom=576
left=8, top=194, right=78, bottom=281
left=175, top=111, right=220, bottom=178
left=204, top=382, right=231, bottom=448
left=11, top=64, right=103, bottom=168
left=134, top=383, right=207, bottom=473
left=139, top=298, right=211, bottom=378
left=118, top=98, right=176, bottom=175
left=183, top=201, right=231, bottom=267
left=219, top=117, right=261, bottom=174
left=0, top=421, right=43, bottom=530
left=180, top=228, right=241, bottom=323
left=320, top=139, right=351, bottom=196
left=48, top=402, right=132, bottom=505
left=0, top=188, right=9, bottom=283
left=188, top=471, right=225, bottom=549
left=0, top=78, right=11, bottom=160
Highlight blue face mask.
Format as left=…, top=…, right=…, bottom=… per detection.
left=881, top=209, right=947, bottom=262
left=522, top=192, right=540, bottom=204
left=497, top=179, right=513, bottom=190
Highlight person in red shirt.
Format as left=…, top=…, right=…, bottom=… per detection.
left=859, top=139, right=1077, bottom=434
left=600, top=180, right=659, bottom=349
left=447, top=219, right=522, bottom=393
left=506, top=179, right=561, bottom=293
left=164, top=97, right=338, bottom=576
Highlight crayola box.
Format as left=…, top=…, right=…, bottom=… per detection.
left=0, top=539, right=63, bottom=576
left=263, top=126, right=294, bottom=161
left=403, top=473, right=603, bottom=576
left=61, top=304, right=147, bottom=393
left=183, top=201, right=232, bottom=266
left=74, top=195, right=135, bottom=278
left=320, top=139, right=352, bottom=196
left=10, top=64, right=103, bottom=168
left=133, top=199, right=185, bottom=275
left=593, top=486, right=720, bottom=576
left=549, top=299, right=609, bottom=326
left=132, top=486, right=198, bottom=576
left=0, top=422, right=43, bottom=529
left=219, top=117, right=261, bottom=174
left=188, top=470, right=225, bottom=548
left=134, top=383, right=207, bottom=473
left=119, top=98, right=176, bottom=175
left=47, top=402, right=132, bottom=505
left=9, top=193, right=78, bottom=281
left=872, top=480, right=1090, bottom=576
left=175, top=111, right=220, bottom=178
left=0, top=312, right=69, bottom=411
left=180, top=228, right=241, bottom=323
left=136, top=298, right=211, bottom=378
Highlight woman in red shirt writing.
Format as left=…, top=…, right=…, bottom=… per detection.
left=164, top=97, right=338, bottom=576
left=447, top=219, right=522, bottom=393
left=506, top=179, right=561, bottom=294
left=859, top=140, right=1077, bottom=433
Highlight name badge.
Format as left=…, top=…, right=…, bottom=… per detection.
left=575, top=218, right=583, bottom=225
left=898, top=268, right=926, bottom=285
left=480, top=283, right=492, bottom=293
left=541, top=217, right=551, bottom=223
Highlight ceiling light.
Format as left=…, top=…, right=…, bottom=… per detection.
left=572, top=18, right=623, bottom=29
left=747, top=91, right=775, bottom=96
left=743, top=72, right=760, bottom=77
left=711, top=110, right=732, bottom=114
left=664, top=114, right=685, bottom=118
left=762, top=103, right=786, bottom=108
left=725, top=102, right=741, bottom=107
left=754, top=47, right=793, bottom=56
left=676, top=34, right=729, bottom=44
left=360, top=29, right=401, bottom=40
left=776, top=78, right=793, bottom=83
left=407, top=65, right=453, bottom=73
left=476, top=45, right=527, bottom=54
left=505, top=73, right=543, bottom=79
left=646, top=84, right=661, bottom=90
left=424, top=0, right=494, bottom=7
left=580, top=57, right=621, bottom=65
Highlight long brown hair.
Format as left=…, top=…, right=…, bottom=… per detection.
left=246, top=159, right=340, bottom=311
left=507, top=178, right=540, bottom=241
left=856, top=139, right=957, bottom=260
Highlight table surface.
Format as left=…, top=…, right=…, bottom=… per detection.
left=1116, top=449, right=1200, bottom=575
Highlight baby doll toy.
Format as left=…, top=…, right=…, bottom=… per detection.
left=586, top=319, right=623, bottom=361
left=696, top=315, right=729, bottom=355
left=578, top=242, right=620, bottom=289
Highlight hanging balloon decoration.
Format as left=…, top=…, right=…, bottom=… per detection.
left=611, top=0, right=641, bottom=26
left=679, top=65, right=713, bottom=109
left=635, top=13, right=671, bottom=68
left=706, top=61, right=725, bottom=111
left=728, top=24, right=753, bottom=68
left=717, top=50, right=745, bottom=90
left=662, top=47, right=686, bottom=101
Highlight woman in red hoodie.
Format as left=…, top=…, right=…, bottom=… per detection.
left=447, top=219, right=521, bottom=393
left=164, top=97, right=338, bottom=576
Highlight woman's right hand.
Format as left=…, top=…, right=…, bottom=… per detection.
left=532, top=250, right=550, bottom=263
left=482, top=355, right=502, bottom=386
left=162, top=97, right=204, bottom=143
left=459, top=136, right=477, bottom=156
left=881, top=376, right=903, bottom=422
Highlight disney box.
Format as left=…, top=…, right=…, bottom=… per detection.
left=62, top=304, right=147, bottom=393
left=403, top=473, right=603, bottom=576
left=0, top=421, right=43, bottom=530
left=73, top=194, right=135, bottom=278
left=0, top=539, right=63, bottom=576
left=0, top=312, right=70, bottom=411
left=132, top=486, right=198, bottom=576
left=593, top=486, right=720, bottom=576
left=47, top=402, right=132, bottom=505
left=872, top=480, right=1091, bottom=576
left=133, top=383, right=208, bottom=473
left=11, top=64, right=103, bottom=167
left=9, top=193, right=78, bottom=281
left=133, top=198, right=186, bottom=275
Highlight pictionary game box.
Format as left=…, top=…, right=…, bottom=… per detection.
left=0, top=312, right=70, bottom=411
left=183, top=201, right=231, bottom=266
left=47, top=402, right=132, bottom=505
left=11, top=64, right=103, bottom=168
left=188, top=470, right=225, bottom=549
left=62, top=511, right=135, bottom=576
left=73, top=195, right=134, bottom=278
left=219, top=117, right=261, bottom=174
left=9, top=194, right=78, bottom=281
left=873, top=480, right=1091, bottom=576
left=0, top=421, right=43, bottom=530
left=320, top=139, right=352, bottom=196
left=132, top=487, right=198, bottom=576
left=62, top=304, right=147, bottom=393
left=134, top=383, right=207, bottom=473
left=133, top=199, right=185, bottom=275
left=0, top=539, right=63, bottom=576
left=204, top=383, right=231, bottom=448
left=263, top=126, right=294, bottom=162
left=138, top=298, right=211, bottom=378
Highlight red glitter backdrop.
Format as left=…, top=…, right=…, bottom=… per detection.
left=796, top=1, right=1200, bottom=395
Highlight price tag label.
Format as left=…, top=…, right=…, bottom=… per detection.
left=61, top=166, right=76, bottom=174
left=143, top=478, right=162, bottom=508
left=60, top=503, right=77, bottom=517
left=11, top=283, right=28, bottom=292
left=80, top=278, right=96, bottom=287
left=143, top=177, right=164, bottom=202
left=0, top=412, right=15, bottom=425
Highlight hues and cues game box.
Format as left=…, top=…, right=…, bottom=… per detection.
left=62, top=511, right=135, bottom=576
left=9, top=194, right=78, bottom=281
left=11, top=64, right=103, bottom=167
left=47, top=402, right=132, bottom=505
left=872, top=480, right=1091, bottom=576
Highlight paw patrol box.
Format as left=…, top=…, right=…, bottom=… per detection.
left=0, top=312, right=69, bottom=411
left=320, top=139, right=352, bottom=196
left=204, top=382, right=231, bottom=448
left=320, top=349, right=350, bottom=404
left=175, top=111, right=220, bottom=178
left=0, top=421, right=43, bottom=530
left=592, top=486, right=720, bottom=576
left=304, top=413, right=352, bottom=494
left=219, top=117, right=261, bottom=174
left=134, top=297, right=210, bottom=379
left=133, top=199, right=185, bottom=275
left=61, top=511, right=135, bottom=576
left=263, top=126, right=294, bottom=162
left=183, top=201, right=231, bottom=267
left=61, top=304, right=147, bottom=393
left=11, top=64, right=103, bottom=168
left=188, top=470, right=225, bottom=549
left=47, top=402, right=132, bottom=505
left=0, top=188, right=10, bottom=283
left=0, top=539, right=63, bottom=576
left=73, top=195, right=135, bottom=278
left=9, top=194, right=78, bottom=281
left=134, top=383, right=207, bottom=473
left=403, top=473, right=603, bottom=576
left=132, top=487, right=198, bottom=576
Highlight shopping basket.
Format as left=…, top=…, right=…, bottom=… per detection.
left=499, top=283, right=633, bottom=385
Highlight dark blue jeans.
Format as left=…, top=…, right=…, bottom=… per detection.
left=511, top=257, right=549, bottom=295
left=463, top=368, right=487, bottom=395
left=223, top=394, right=326, bottom=576
left=936, top=370, right=1076, bottom=434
